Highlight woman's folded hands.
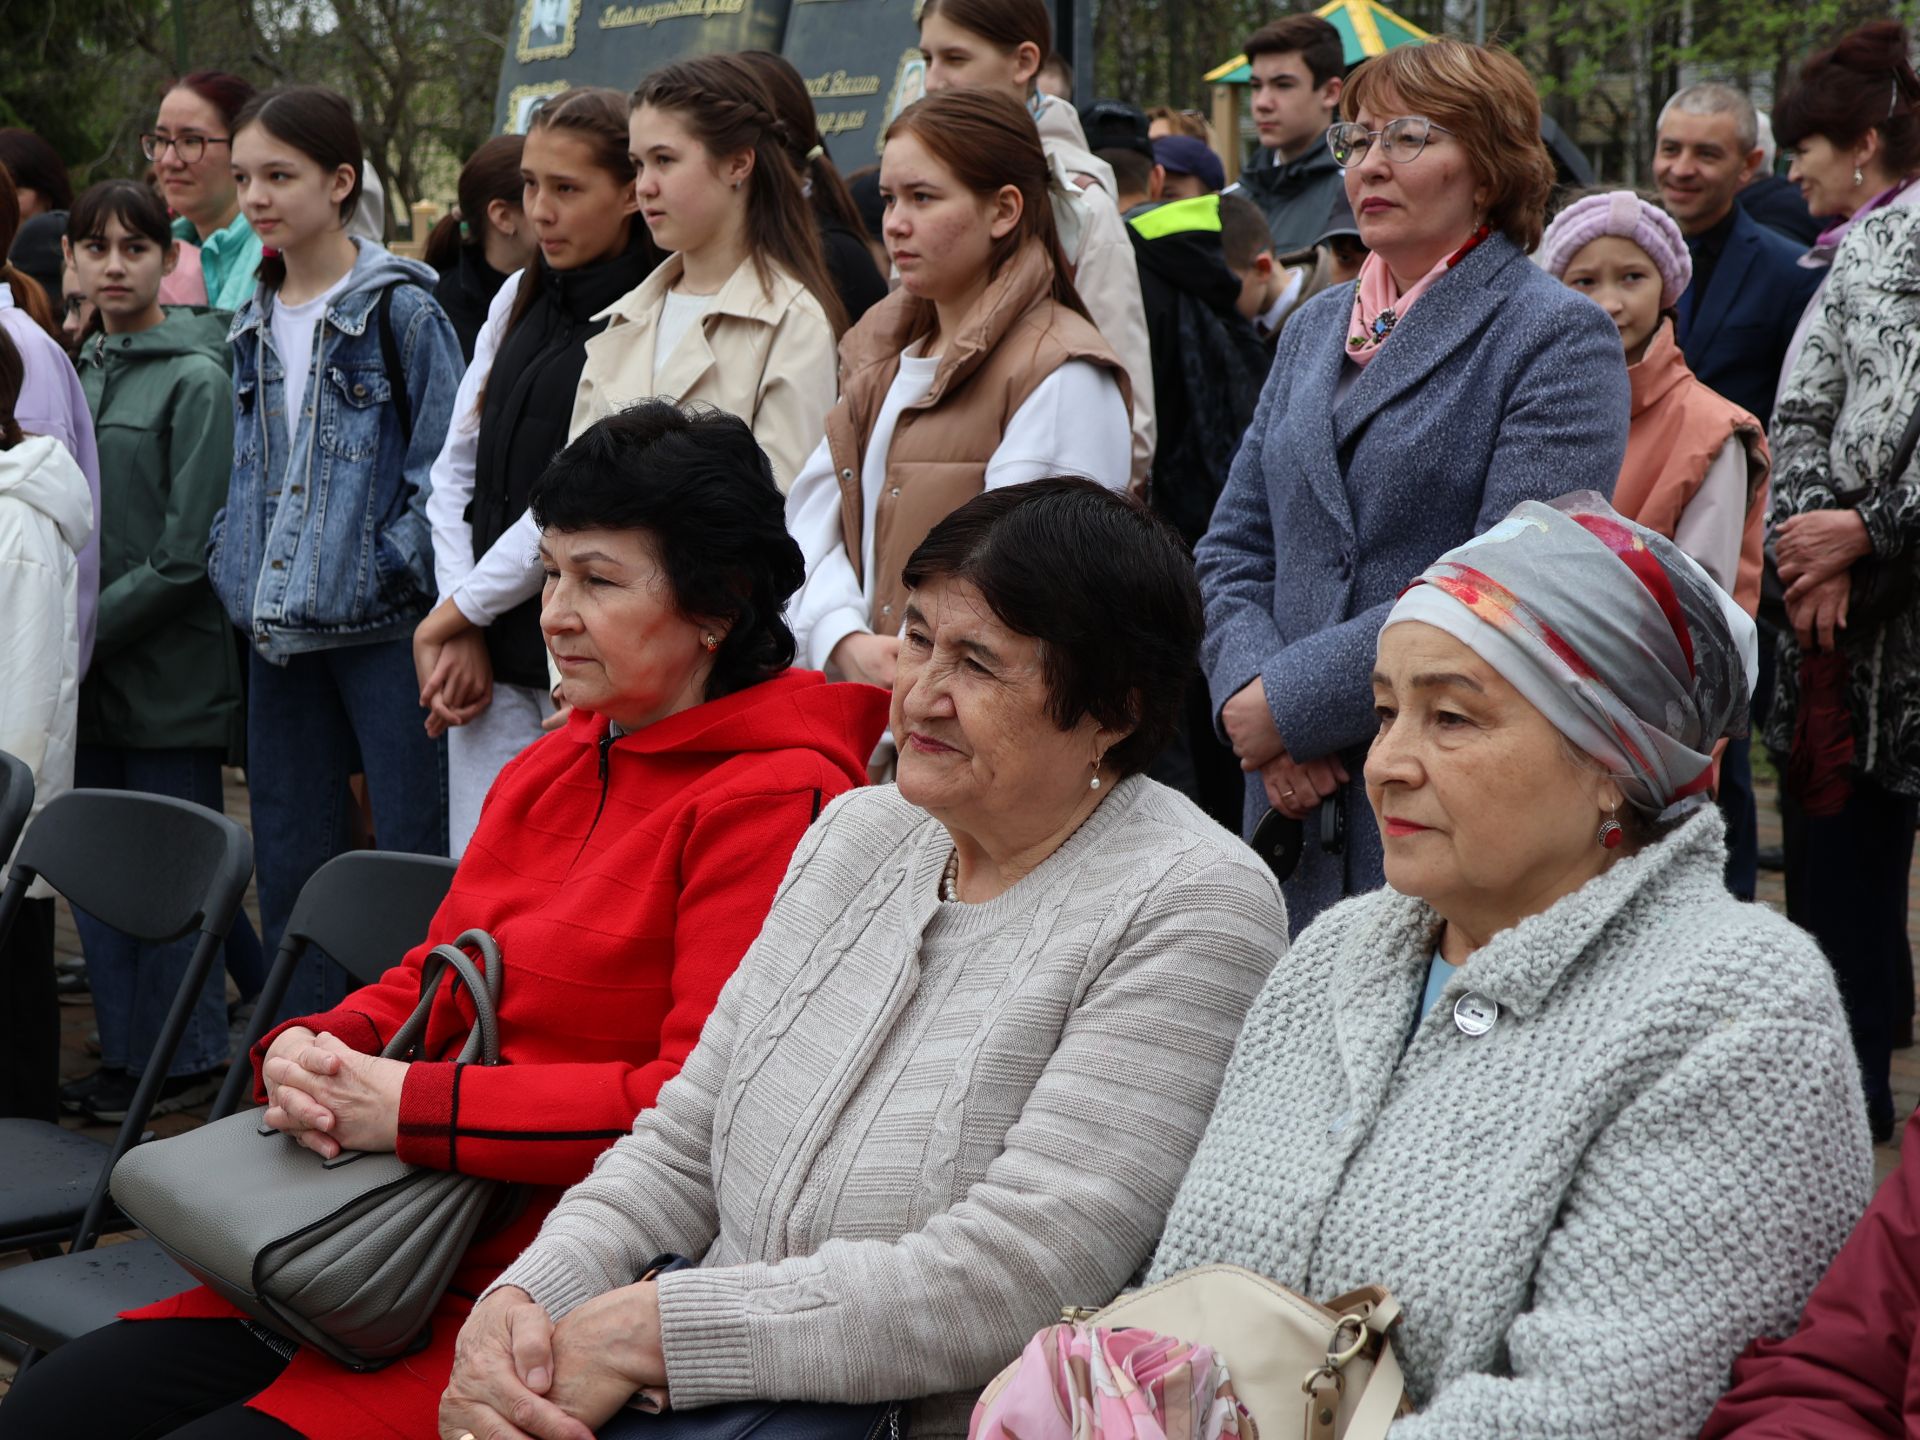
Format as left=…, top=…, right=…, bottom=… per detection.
left=260, top=1028, right=406, bottom=1160
left=440, top=1281, right=668, bottom=1440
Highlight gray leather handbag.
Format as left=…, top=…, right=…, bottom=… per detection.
left=112, top=929, right=514, bottom=1371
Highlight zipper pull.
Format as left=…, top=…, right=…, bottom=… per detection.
left=598, top=730, right=614, bottom=784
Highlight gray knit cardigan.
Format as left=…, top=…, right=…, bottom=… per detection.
left=1151, top=807, right=1873, bottom=1439
left=490, top=776, right=1286, bottom=1437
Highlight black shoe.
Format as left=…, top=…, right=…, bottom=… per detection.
left=59, top=1067, right=126, bottom=1114
left=1756, top=845, right=1785, bottom=873
left=56, top=967, right=91, bottom=1003
left=84, top=1068, right=222, bottom=1124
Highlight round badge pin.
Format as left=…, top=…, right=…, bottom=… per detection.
left=1453, top=992, right=1498, bottom=1037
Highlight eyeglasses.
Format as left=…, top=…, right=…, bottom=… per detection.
left=141, top=132, right=231, bottom=164
left=1326, top=116, right=1453, bottom=168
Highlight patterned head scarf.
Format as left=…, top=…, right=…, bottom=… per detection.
left=1381, top=493, right=1758, bottom=819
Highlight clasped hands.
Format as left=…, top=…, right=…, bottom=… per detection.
left=414, top=598, right=495, bottom=738
left=1221, top=677, right=1348, bottom=820
left=1775, top=509, right=1873, bottom=652
left=259, top=1026, right=407, bottom=1160
left=439, top=1282, right=668, bottom=1440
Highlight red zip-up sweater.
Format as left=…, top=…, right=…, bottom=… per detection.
left=126, top=669, right=890, bottom=1439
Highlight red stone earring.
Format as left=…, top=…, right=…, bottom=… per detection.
left=1597, top=804, right=1624, bottom=850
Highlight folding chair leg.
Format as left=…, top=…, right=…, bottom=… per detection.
left=212, top=935, right=304, bottom=1119
left=72, top=928, right=225, bottom=1253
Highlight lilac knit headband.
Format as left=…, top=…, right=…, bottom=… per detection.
left=1538, top=190, right=1693, bottom=312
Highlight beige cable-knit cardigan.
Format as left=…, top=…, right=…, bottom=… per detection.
left=490, top=776, right=1286, bottom=1437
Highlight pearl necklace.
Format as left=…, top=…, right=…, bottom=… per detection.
left=940, top=848, right=961, bottom=903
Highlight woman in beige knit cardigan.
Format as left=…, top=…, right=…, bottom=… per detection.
left=438, top=480, right=1286, bottom=1440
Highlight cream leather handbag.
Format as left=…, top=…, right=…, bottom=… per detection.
left=1060, top=1265, right=1407, bottom=1440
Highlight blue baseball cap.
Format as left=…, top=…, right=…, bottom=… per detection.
left=1151, top=135, right=1225, bottom=192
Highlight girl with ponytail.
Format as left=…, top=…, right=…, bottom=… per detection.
left=739, top=48, right=888, bottom=324
left=568, top=53, right=843, bottom=490
left=426, top=133, right=536, bottom=359
left=785, top=88, right=1130, bottom=693
left=210, top=84, right=464, bottom=1017
left=413, top=86, right=664, bottom=855
left=919, top=0, right=1155, bottom=487
left=0, top=159, right=100, bottom=677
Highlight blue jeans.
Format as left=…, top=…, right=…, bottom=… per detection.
left=72, top=746, right=264, bottom=1078
left=247, top=640, right=446, bottom=1023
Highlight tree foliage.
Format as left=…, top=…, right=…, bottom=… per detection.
left=0, top=0, right=514, bottom=222
left=1092, top=0, right=1917, bottom=181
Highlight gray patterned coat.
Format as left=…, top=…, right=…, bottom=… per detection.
left=1764, top=206, right=1920, bottom=794
left=1195, top=233, right=1629, bottom=933
left=1152, top=808, right=1871, bottom=1438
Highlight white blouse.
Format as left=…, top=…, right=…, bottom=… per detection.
left=784, top=351, right=1130, bottom=672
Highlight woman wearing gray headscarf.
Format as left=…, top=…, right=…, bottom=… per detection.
left=1152, top=494, right=1871, bottom=1440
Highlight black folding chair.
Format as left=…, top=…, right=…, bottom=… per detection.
left=0, top=750, right=32, bottom=861
left=0, top=790, right=252, bottom=1256
left=0, top=849, right=458, bottom=1358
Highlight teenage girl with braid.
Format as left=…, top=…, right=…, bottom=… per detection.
left=569, top=53, right=844, bottom=489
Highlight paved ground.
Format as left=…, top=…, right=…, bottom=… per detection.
left=3, top=752, right=1915, bottom=1397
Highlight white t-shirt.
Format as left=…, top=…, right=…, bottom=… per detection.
left=654, top=288, right=717, bottom=375
left=784, top=347, right=1131, bottom=672
left=272, top=271, right=354, bottom=445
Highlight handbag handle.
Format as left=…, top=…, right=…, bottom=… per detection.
left=254, top=928, right=506, bottom=1152
left=381, top=929, right=505, bottom=1068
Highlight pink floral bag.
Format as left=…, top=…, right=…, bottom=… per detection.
left=969, top=1323, right=1257, bottom=1440
left=969, top=1267, right=1405, bottom=1440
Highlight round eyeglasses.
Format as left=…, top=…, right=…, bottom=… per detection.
left=1326, top=116, right=1454, bottom=169
left=140, top=132, right=231, bottom=164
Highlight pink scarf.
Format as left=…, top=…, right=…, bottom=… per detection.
left=1346, top=224, right=1491, bottom=366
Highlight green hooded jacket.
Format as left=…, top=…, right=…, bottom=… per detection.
left=77, top=305, right=243, bottom=754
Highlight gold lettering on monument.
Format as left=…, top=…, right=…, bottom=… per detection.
left=599, top=0, right=745, bottom=28
left=804, top=69, right=883, bottom=98
left=818, top=109, right=869, bottom=136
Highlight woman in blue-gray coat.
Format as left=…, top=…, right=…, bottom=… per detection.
left=1200, top=38, right=1630, bottom=933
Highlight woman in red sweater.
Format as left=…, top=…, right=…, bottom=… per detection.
left=0, top=403, right=889, bottom=1440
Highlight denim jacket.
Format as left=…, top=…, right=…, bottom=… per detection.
left=208, top=240, right=462, bottom=661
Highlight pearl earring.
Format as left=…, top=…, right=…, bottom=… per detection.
left=1854, top=166, right=1866, bottom=187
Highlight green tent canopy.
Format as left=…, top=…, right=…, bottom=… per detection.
left=1204, top=0, right=1431, bottom=84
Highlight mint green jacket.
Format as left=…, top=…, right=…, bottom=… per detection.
left=172, top=211, right=263, bottom=312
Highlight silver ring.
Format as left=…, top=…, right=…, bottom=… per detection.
left=1284, top=788, right=1297, bottom=801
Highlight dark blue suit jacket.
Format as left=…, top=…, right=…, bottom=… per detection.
left=1674, top=205, right=1822, bottom=426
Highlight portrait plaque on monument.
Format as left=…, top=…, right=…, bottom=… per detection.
left=494, top=0, right=794, bottom=131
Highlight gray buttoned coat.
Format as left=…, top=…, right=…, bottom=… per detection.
left=1196, top=232, right=1630, bottom=933
left=1152, top=809, right=1871, bottom=1439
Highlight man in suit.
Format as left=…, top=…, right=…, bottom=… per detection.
left=1654, top=83, right=1823, bottom=905
left=1655, top=84, right=1822, bottom=426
